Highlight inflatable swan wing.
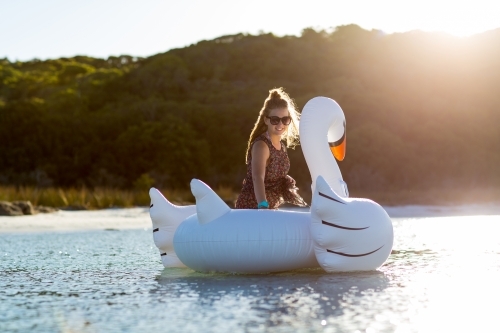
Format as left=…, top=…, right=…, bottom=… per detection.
left=311, top=176, right=394, bottom=272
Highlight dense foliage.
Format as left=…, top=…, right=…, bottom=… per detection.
left=1, top=25, right=500, bottom=200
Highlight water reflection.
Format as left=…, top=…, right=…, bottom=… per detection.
left=154, top=268, right=391, bottom=332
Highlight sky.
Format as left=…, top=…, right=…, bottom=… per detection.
left=1, top=0, right=499, bottom=61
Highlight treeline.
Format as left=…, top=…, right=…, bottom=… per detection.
left=1, top=25, right=500, bottom=200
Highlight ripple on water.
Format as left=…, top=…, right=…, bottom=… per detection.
left=1, top=215, right=500, bottom=332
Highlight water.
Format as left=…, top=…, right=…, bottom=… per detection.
left=1, top=208, right=500, bottom=333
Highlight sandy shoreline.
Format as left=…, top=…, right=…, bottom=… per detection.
left=0, top=207, right=152, bottom=234
left=1, top=204, right=500, bottom=234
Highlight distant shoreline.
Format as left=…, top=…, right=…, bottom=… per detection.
left=0, top=207, right=151, bottom=234
left=1, top=203, right=500, bottom=235
left=1, top=185, right=500, bottom=214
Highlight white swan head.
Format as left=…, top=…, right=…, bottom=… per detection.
left=310, top=176, right=394, bottom=272
left=300, top=97, right=348, bottom=197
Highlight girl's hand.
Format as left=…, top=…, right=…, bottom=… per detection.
left=257, top=200, right=269, bottom=209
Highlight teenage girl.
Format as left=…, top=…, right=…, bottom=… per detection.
left=235, top=88, right=307, bottom=209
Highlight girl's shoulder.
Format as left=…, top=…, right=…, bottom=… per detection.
left=249, top=134, right=270, bottom=155
left=252, top=135, right=270, bottom=151
left=253, top=133, right=271, bottom=146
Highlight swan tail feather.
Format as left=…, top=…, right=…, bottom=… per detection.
left=149, top=187, right=196, bottom=268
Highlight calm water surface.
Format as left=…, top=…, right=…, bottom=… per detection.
left=1, top=212, right=500, bottom=333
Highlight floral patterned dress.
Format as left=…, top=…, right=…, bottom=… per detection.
left=235, top=133, right=308, bottom=209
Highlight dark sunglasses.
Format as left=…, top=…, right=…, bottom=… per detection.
left=266, top=116, right=292, bottom=125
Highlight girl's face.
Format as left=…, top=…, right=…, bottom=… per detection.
left=265, top=107, right=290, bottom=137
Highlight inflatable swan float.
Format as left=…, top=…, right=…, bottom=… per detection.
left=149, top=97, right=393, bottom=273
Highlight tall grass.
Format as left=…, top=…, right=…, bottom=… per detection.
left=2, top=184, right=498, bottom=209
left=0, top=185, right=240, bottom=209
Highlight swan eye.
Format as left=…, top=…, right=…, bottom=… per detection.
left=328, top=121, right=346, bottom=161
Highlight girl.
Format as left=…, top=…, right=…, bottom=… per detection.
left=235, top=88, right=307, bottom=209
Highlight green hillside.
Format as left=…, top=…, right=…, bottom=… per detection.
left=1, top=25, right=499, bottom=203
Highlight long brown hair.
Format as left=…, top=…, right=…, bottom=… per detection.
left=245, top=88, right=301, bottom=163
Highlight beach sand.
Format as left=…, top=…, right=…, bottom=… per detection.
left=1, top=204, right=500, bottom=234
left=0, top=207, right=151, bottom=234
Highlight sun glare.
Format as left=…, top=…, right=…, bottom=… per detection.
left=324, top=0, right=500, bottom=38
left=386, top=0, right=499, bottom=37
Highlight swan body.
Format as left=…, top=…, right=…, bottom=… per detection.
left=173, top=180, right=318, bottom=273
left=149, top=179, right=318, bottom=273
left=149, top=96, right=394, bottom=273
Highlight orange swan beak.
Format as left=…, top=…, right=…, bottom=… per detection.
left=329, top=132, right=346, bottom=161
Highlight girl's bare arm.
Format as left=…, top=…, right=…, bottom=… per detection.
left=251, top=140, right=270, bottom=205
